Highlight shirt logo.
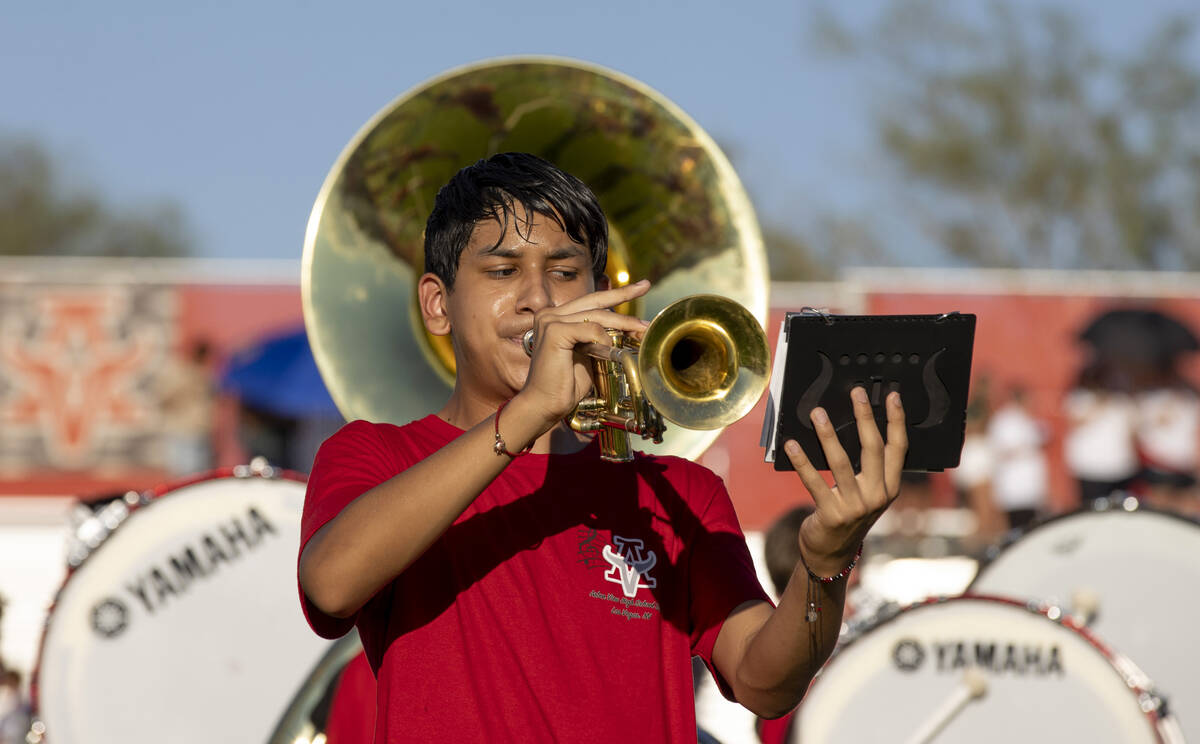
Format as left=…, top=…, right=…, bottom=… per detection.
left=602, top=535, right=657, bottom=598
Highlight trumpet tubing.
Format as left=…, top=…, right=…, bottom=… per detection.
left=565, top=294, right=769, bottom=462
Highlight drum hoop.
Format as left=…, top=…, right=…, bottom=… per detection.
left=969, top=500, right=1200, bottom=594
left=28, top=465, right=309, bottom=724
left=814, top=593, right=1173, bottom=736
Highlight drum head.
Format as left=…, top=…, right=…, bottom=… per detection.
left=970, top=506, right=1200, bottom=743
left=796, top=596, right=1180, bottom=743
left=34, top=474, right=333, bottom=744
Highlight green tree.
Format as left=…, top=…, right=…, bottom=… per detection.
left=0, top=139, right=191, bottom=257
left=813, top=0, right=1200, bottom=270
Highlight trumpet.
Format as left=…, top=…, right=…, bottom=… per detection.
left=527, top=294, right=769, bottom=462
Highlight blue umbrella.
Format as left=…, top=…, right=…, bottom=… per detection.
left=220, top=327, right=343, bottom=419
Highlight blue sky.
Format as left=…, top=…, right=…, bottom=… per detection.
left=3, top=0, right=1197, bottom=263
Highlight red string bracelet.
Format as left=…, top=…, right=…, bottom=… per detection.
left=493, top=399, right=533, bottom=458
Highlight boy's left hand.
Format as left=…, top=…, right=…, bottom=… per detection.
left=782, top=387, right=907, bottom=577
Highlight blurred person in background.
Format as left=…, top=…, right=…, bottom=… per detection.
left=951, top=389, right=1007, bottom=546
left=157, top=338, right=216, bottom=476
left=987, top=386, right=1048, bottom=531
left=894, top=471, right=934, bottom=543
left=234, top=402, right=343, bottom=474
left=324, top=651, right=377, bottom=744
left=1135, top=374, right=1200, bottom=516
left=0, top=596, right=28, bottom=744
left=1068, top=307, right=1200, bottom=507
left=236, top=402, right=298, bottom=469
left=688, top=656, right=725, bottom=744
left=763, top=507, right=816, bottom=605
left=0, top=668, right=29, bottom=744
left=1063, top=362, right=1141, bottom=506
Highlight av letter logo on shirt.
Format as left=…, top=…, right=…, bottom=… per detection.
left=602, top=536, right=657, bottom=598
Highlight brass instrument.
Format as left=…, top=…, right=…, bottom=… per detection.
left=532, top=293, right=769, bottom=462
left=281, top=55, right=770, bottom=742
left=266, top=633, right=362, bottom=744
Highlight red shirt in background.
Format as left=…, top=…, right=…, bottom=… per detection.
left=325, top=651, right=375, bottom=744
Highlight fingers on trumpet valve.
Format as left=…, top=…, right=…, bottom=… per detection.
left=524, top=310, right=648, bottom=356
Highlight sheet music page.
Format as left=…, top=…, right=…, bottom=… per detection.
left=761, top=318, right=790, bottom=462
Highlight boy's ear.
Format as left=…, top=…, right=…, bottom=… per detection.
left=596, top=274, right=611, bottom=291
left=417, top=273, right=451, bottom=336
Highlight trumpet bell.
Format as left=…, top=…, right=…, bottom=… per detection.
left=639, top=295, right=770, bottom=430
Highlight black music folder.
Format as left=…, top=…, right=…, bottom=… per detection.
left=761, top=310, right=976, bottom=472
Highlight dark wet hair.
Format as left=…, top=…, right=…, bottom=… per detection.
left=423, top=152, right=608, bottom=290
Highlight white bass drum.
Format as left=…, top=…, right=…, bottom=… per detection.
left=31, top=469, right=333, bottom=744
left=794, top=596, right=1182, bottom=743
left=969, top=503, right=1200, bottom=743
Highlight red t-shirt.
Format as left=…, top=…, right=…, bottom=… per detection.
left=299, top=415, right=769, bottom=743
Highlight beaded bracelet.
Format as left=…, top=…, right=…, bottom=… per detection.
left=801, top=543, right=862, bottom=625
left=492, top=399, right=533, bottom=458
left=803, top=543, right=863, bottom=584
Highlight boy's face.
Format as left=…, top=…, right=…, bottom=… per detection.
left=434, top=209, right=598, bottom=399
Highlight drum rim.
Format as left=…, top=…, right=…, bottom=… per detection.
left=967, top=499, right=1200, bottom=595
left=807, top=593, right=1175, bottom=740
left=28, top=465, right=308, bottom=728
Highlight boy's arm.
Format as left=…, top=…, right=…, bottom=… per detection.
left=712, top=388, right=907, bottom=718
left=300, top=394, right=550, bottom=618
left=300, top=282, right=650, bottom=620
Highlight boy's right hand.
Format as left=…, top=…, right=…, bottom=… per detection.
left=515, top=279, right=652, bottom=430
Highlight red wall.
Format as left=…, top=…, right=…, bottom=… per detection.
left=706, top=285, right=1200, bottom=530
left=6, top=269, right=1199, bottom=531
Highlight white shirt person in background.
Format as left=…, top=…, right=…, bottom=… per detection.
left=1135, top=385, right=1200, bottom=516
left=987, top=386, right=1048, bottom=531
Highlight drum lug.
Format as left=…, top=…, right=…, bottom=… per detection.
left=67, top=494, right=138, bottom=567
left=1139, top=690, right=1168, bottom=715
left=234, top=456, right=278, bottom=479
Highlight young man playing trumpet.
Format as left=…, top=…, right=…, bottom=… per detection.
left=298, top=152, right=907, bottom=742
